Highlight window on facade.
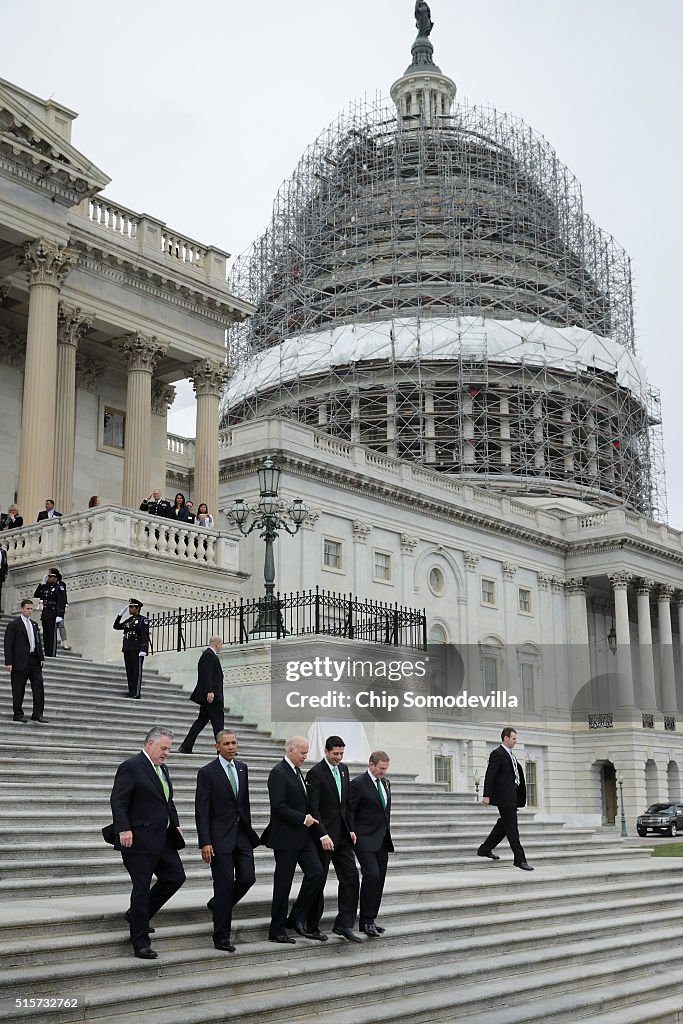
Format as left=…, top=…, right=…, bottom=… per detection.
left=483, top=655, right=498, bottom=689
left=481, top=578, right=496, bottom=605
left=103, top=408, right=125, bottom=450
left=374, top=551, right=392, bottom=582
left=323, top=539, right=342, bottom=570
left=518, top=587, right=532, bottom=614
left=521, top=662, right=535, bottom=713
left=525, top=760, right=538, bottom=807
left=434, top=755, right=453, bottom=788
left=429, top=567, right=445, bottom=595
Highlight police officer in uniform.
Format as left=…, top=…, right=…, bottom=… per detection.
left=34, top=568, right=68, bottom=658
left=113, top=599, right=150, bottom=699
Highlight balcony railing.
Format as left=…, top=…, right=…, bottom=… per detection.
left=147, top=587, right=427, bottom=653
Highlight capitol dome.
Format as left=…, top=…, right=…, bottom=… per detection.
left=224, top=7, right=663, bottom=516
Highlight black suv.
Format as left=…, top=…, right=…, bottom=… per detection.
left=636, top=802, right=683, bottom=837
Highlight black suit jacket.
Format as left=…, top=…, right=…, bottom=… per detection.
left=264, top=759, right=313, bottom=851
left=483, top=745, right=527, bottom=809
left=0, top=547, right=7, bottom=582
left=306, top=759, right=354, bottom=845
left=350, top=772, right=393, bottom=853
left=195, top=757, right=260, bottom=852
left=3, top=615, right=43, bottom=669
left=36, top=510, right=61, bottom=521
left=190, top=648, right=224, bottom=705
left=110, top=752, right=181, bottom=855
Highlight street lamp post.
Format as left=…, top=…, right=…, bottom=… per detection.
left=616, top=772, right=628, bottom=837
left=474, top=771, right=481, bottom=803
left=228, top=456, right=309, bottom=636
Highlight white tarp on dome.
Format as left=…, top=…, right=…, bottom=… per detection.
left=226, top=317, right=648, bottom=406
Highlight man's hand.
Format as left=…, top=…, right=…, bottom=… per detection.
left=40, top=661, right=44, bottom=668
left=350, top=831, right=357, bottom=845
left=119, top=606, right=128, bottom=617
left=201, top=844, right=214, bottom=864
left=320, top=835, right=334, bottom=851
left=482, top=796, right=490, bottom=806
left=5, top=665, right=11, bottom=672
left=206, top=693, right=214, bottom=704
left=139, top=652, right=145, bottom=659
left=119, top=830, right=133, bottom=848
left=304, top=814, right=319, bottom=828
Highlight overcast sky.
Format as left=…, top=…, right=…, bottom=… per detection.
left=5, top=1, right=682, bottom=525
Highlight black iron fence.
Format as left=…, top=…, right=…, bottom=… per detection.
left=147, top=588, right=427, bottom=653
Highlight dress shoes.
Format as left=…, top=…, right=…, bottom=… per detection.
left=374, top=925, right=386, bottom=933
left=269, top=932, right=295, bottom=944
left=289, top=920, right=319, bottom=940
left=213, top=940, right=236, bottom=952
left=12, top=716, right=28, bottom=723
left=207, top=897, right=215, bottom=913
left=177, top=747, right=192, bottom=754
left=133, top=947, right=158, bottom=960
left=332, top=926, right=363, bottom=943
left=31, top=716, right=49, bottom=723
left=477, top=850, right=500, bottom=860
left=515, top=861, right=534, bottom=871
left=306, top=929, right=328, bottom=941
left=125, top=910, right=154, bottom=933
left=360, top=923, right=381, bottom=937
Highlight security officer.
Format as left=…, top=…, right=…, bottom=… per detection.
left=34, top=568, right=68, bottom=658
left=113, top=599, right=150, bottom=699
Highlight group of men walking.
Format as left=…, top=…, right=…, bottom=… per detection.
left=109, top=726, right=394, bottom=959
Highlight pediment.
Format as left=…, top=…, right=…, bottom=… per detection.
left=0, top=78, right=110, bottom=204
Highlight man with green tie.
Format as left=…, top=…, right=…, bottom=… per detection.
left=110, top=727, right=186, bottom=959
left=350, top=750, right=394, bottom=937
left=194, top=731, right=260, bottom=952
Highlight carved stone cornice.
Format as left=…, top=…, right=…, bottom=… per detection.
left=400, top=533, right=418, bottom=554
left=117, top=333, right=167, bottom=373
left=608, top=571, right=632, bottom=591
left=463, top=551, right=480, bottom=572
left=537, top=572, right=553, bottom=591
left=657, top=584, right=676, bottom=603
left=20, top=237, right=76, bottom=287
left=0, top=330, right=26, bottom=368
left=190, top=358, right=233, bottom=398
left=352, top=520, right=372, bottom=543
left=151, top=380, right=176, bottom=416
left=57, top=304, right=93, bottom=349
left=502, top=561, right=518, bottom=581
left=636, top=578, right=656, bottom=597
left=75, top=354, right=104, bottom=393
left=551, top=576, right=565, bottom=593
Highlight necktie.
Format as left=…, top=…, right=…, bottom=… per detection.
left=227, top=761, right=238, bottom=796
left=376, top=778, right=386, bottom=808
left=296, top=766, right=307, bottom=792
left=510, top=752, right=520, bottom=786
left=156, top=765, right=170, bottom=801
left=332, top=765, right=342, bottom=799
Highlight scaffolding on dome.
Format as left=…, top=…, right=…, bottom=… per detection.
left=224, top=96, right=667, bottom=521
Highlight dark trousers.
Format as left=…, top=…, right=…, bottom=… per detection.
left=210, top=832, right=256, bottom=942
left=42, top=618, right=57, bottom=658
left=269, top=841, right=324, bottom=938
left=122, top=832, right=186, bottom=950
left=179, top=702, right=225, bottom=752
left=10, top=660, right=45, bottom=719
left=123, top=651, right=144, bottom=697
left=355, top=843, right=389, bottom=925
left=307, top=837, right=360, bottom=930
left=479, top=802, right=526, bottom=864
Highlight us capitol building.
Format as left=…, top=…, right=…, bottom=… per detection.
left=1, top=6, right=682, bottom=826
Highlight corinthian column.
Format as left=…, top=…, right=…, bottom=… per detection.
left=636, top=579, right=657, bottom=721
left=118, top=334, right=167, bottom=508
left=657, top=585, right=678, bottom=720
left=17, top=238, right=76, bottom=520
left=55, top=305, right=92, bottom=514
left=191, top=359, right=232, bottom=519
left=608, top=572, right=636, bottom=716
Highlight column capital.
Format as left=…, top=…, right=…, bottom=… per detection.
left=75, top=354, right=104, bottom=393
left=20, top=237, right=76, bottom=288
left=151, top=380, right=176, bottom=416
left=565, top=577, right=586, bottom=595
left=657, top=584, right=676, bottom=603
left=57, top=304, right=93, bottom=349
left=636, top=577, right=656, bottom=596
left=0, top=329, right=26, bottom=369
left=352, top=520, right=372, bottom=543
left=463, top=550, right=480, bottom=572
left=537, top=572, right=553, bottom=590
left=117, top=333, right=167, bottom=373
left=608, top=571, right=632, bottom=591
left=190, top=358, right=233, bottom=397
left=400, top=533, right=418, bottom=554
left=502, top=561, right=518, bottom=581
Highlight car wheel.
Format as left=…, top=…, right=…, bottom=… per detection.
left=670, top=823, right=678, bottom=837
left=637, top=828, right=647, bottom=837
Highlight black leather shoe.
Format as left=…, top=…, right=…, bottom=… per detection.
left=12, top=716, right=28, bottom=723
left=515, top=861, right=534, bottom=871
left=477, top=850, right=500, bottom=860
left=125, top=910, right=154, bottom=933
left=213, top=940, right=236, bottom=952
left=375, top=925, right=386, bottom=933
left=133, top=947, right=158, bottom=959
left=290, top=920, right=318, bottom=939
left=269, top=933, right=295, bottom=944
left=361, top=923, right=380, bottom=937
left=207, top=897, right=215, bottom=913
left=177, top=747, right=192, bottom=754
left=332, top=926, right=363, bottom=943
left=306, top=929, right=328, bottom=941
left=31, top=716, right=49, bottom=723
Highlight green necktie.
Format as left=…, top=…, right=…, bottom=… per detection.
left=332, top=765, right=342, bottom=799
left=227, top=761, right=238, bottom=797
left=376, top=778, right=386, bottom=808
left=156, top=765, right=171, bottom=826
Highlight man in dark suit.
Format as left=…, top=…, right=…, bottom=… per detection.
left=3, top=598, right=47, bottom=723
left=477, top=726, right=533, bottom=871
left=36, top=499, right=61, bottom=522
left=178, top=637, right=225, bottom=753
left=113, top=599, right=150, bottom=698
left=195, top=730, right=259, bottom=951
left=350, top=750, right=393, bottom=937
left=263, top=736, right=326, bottom=944
left=110, top=726, right=186, bottom=959
left=305, top=734, right=361, bottom=942
left=0, top=544, right=8, bottom=613
left=33, top=568, right=67, bottom=658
